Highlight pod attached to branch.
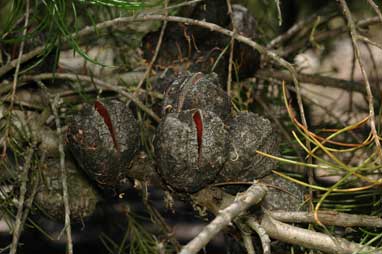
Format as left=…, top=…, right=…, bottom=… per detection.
left=217, top=112, right=279, bottom=183
left=162, top=72, right=231, bottom=120
left=155, top=109, right=228, bottom=193
left=66, top=100, right=139, bottom=193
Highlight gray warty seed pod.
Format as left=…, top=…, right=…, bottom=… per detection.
left=217, top=112, right=279, bottom=182
left=162, top=72, right=231, bottom=120
left=67, top=100, right=139, bottom=191
left=155, top=109, right=228, bottom=193
left=35, top=157, right=99, bottom=223
left=260, top=174, right=307, bottom=211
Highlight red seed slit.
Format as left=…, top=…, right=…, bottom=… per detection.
left=94, top=101, right=120, bottom=153
left=193, top=111, right=203, bottom=163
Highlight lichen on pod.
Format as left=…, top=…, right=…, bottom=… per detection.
left=66, top=100, right=139, bottom=192
left=155, top=109, right=229, bottom=193
left=217, top=112, right=279, bottom=183
left=35, top=157, right=99, bottom=223
left=162, top=72, right=231, bottom=120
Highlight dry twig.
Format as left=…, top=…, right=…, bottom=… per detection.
left=179, top=183, right=267, bottom=254
left=338, top=0, right=382, bottom=161
left=135, top=0, right=169, bottom=92
left=19, top=73, right=160, bottom=122
left=10, top=147, right=34, bottom=254
left=270, top=210, right=382, bottom=228
left=37, top=81, right=73, bottom=254
left=258, top=213, right=377, bottom=254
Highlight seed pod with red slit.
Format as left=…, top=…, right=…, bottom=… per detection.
left=155, top=109, right=228, bottom=193
left=35, top=157, right=99, bottom=223
left=217, top=112, right=279, bottom=183
left=66, top=100, right=139, bottom=192
left=162, top=72, right=231, bottom=120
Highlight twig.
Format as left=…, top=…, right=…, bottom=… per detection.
left=19, top=73, right=160, bottom=122
left=0, top=46, right=44, bottom=78
left=366, top=0, right=382, bottom=23
left=258, top=213, right=378, bottom=254
left=10, top=146, right=34, bottom=254
left=2, top=0, right=30, bottom=157
left=281, top=16, right=381, bottom=57
left=338, top=0, right=382, bottom=161
left=270, top=210, right=382, bottom=228
left=179, top=183, right=267, bottom=254
left=52, top=95, right=73, bottom=254
left=135, top=0, right=169, bottom=91
left=225, top=0, right=235, bottom=96
left=255, top=69, right=372, bottom=95
left=236, top=221, right=256, bottom=254
left=37, top=81, right=73, bottom=254
left=267, top=11, right=335, bottom=48
left=245, top=218, right=271, bottom=254
left=274, top=0, right=282, bottom=26
left=141, top=185, right=181, bottom=252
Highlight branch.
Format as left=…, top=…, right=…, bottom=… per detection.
left=179, top=183, right=267, bottom=254
left=17, top=73, right=160, bottom=122
left=270, top=210, right=382, bottom=228
left=255, top=69, right=372, bottom=96
left=338, top=0, right=382, bottom=161
left=10, top=147, right=33, bottom=254
left=134, top=0, right=169, bottom=92
left=258, top=213, right=378, bottom=254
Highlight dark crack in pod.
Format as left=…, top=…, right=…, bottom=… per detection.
left=217, top=112, right=279, bottom=183
left=35, top=157, right=99, bottom=223
left=162, top=72, right=231, bottom=120
left=260, top=174, right=307, bottom=211
left=66, top=100, right=139, bottom=193
left=155, top=109, right=228, bottom=193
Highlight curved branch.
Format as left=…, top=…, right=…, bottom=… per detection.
left=179, top=183, right=267, bottom=254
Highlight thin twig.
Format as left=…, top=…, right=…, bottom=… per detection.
left=338, top=0, right=382, bottom=161
left=255, top=69, right=373, bottom=96
left=270, top=210, right=382, bottom=228
left=245, top=218, right=271, bottom=254
left=281, top=16, right=381, bottom=57
left=179, top=183, right=267, bottom=254
left=226, top=0, right=235, bottom=96
left=236, top=221, right=256, bottom=254
left=19, top=73, right=160, bottom=122
left=52, top=95, right=73, bottom=254
left=10, top=147, right=34, bottom=254
left=366, top=0, right=382, bottom=23
left=267, top=11, right=335, bottom=48
left=258, top=213, right=377, bottom=254
left=135, top=0, right=169, bottom=91
left=2, top=0, right=30, bottom=156
left=0, top=46, right=44, bottom=78
left=37, top=81, right=73, bottom=254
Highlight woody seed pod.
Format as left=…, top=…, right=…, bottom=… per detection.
left=155, top=109, right=228, bottom=193
left=261, top=173, right=307, bottom=211
left=162, top=72, right=231, bottom=120
left=217, top=112, right=279, bottom=182
left=35, top=157, right=99, bottom=223
left=67, top=100, right=139, bottom=192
